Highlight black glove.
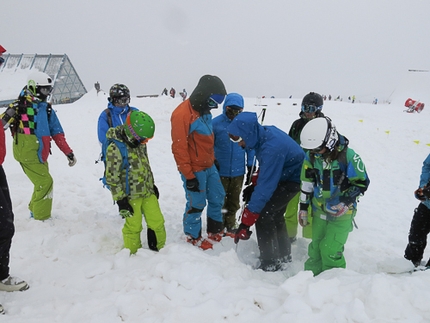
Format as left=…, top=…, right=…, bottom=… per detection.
left=214, top=159, right=220, bottom=171
left=245, top=166, right=253, bottom=185
left=66, top=152, right=77, bottom=167
left=234, top=223, right=252, bottom=244
left=153, top=185, right=159, bottom=199
left=242, top=185, right=255, bottom=203
left=415, top=188, right=426, bottom=201
left=117, top=197, right=133, bottom=218
left=186, top=178, right=200, bottom=192
left=422, top=186, right=430, bottom=198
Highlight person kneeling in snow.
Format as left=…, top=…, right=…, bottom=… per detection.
left=104, top=111, right=166, bottom=253
left=299, top=117, right=369, bottom=276
left=228, top=112, right=305, bottom=272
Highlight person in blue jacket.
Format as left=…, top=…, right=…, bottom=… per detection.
left=404, top=153, right=430, bottom=268
left=228, top=112, right=305, bottom=271
left=213, top=93, right=255, bottom=236
left=97, top=84, right=138, bottom=145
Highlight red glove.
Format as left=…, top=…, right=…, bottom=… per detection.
left=234, top=223, right=252, bottom=244
left=241, top=207, right=260, bottom=227
left=251, top=169, right=259, bottom=186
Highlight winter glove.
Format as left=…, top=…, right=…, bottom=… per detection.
left=241, top=207, right=260, bottom=227
left=245, top=166, right=254, bottom=185
left=234, top=223, right=252, bottom=244
left=214, top=159, right=220, bottom=171
left=117, top=197, right=133, bottom=218
left=242, top=185, right=255, bottom=203
left=153, top=185, right=159, bottom=199
left=415, top=188, right=426, bottom=201
left=326, top=202, right=350, bottom=217
left=299, top=210, right=308, bottom=226
left=66, top=152, right=77, bottom=167
left=422, top=186, right=430, bottom=199
left=186, top=178, right=200, bottom=192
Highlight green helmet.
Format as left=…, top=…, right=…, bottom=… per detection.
left=124, top=111, right=155, bottom=144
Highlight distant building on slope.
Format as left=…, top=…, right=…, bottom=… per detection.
left=0, top=53, right=87, bottom=107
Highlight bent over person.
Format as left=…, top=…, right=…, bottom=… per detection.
left=299, top=117, right=369, bottom=276
left=1, top=71, right=77, bottom=221
left=228, top=112, right=305, bottom=271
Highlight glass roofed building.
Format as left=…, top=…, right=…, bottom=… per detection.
left=0, top=53, right=87, bottom=107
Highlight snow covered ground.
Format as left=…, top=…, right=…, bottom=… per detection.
left=1, top=89, right=430, bottom=322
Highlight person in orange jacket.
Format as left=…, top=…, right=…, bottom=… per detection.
left=170, top=75, right=227, bottom=250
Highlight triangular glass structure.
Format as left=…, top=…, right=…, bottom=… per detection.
left=0, top=53, right=87, bottom=106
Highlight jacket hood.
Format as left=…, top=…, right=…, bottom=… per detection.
left=227, top=111, right=260, bottom=149
left=222, top=93, right=244, bottom=114
left=189, top=75, right=226, bottom=114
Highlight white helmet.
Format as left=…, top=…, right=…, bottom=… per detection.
left=27, top=71, right=52, bottom=86
left=300, top=117, right=338, bottom=151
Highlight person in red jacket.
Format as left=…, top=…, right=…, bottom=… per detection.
left=0, top=126, right=29, bottom=315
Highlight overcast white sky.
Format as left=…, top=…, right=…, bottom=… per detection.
left=2, top=0, right=430, bottom=100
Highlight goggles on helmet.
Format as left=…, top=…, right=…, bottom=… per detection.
left=301, top=104, right=322, bottom=113
left=126, top=118, right=149, bottom=145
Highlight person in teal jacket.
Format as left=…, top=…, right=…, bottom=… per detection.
left=299, top=117, right=369, bottom=276
left=1, top=71, right=76, bottom=221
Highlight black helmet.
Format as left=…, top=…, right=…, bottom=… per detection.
left=109, top=84, right=130, bottom=106
left=301, top=92, right=323, bottom=113
left=109, top=84, right=130, bottom=99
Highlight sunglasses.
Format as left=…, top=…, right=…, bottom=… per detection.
left=301, top=104, right=322, bottom=113
left=228, top=134, right=242, bottom=143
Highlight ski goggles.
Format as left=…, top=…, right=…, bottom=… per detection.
left=226, top=106, right=243, bottom=117
left=38, top=86, right=53, bottom=96
left=229, top=134, right=242, bottom=143
left=207, top=94, right=225, bottom=108
left=113, top=96, right=130, bottom=106
left=301, top=104, right=322, bottom=113
left=0, top=57, right=4, bottom=67
left=125, top=120, right=149, bottom=145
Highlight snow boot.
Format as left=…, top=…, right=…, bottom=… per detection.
left=187, top=236, right=213, bottom=250
left=207, top=232, right=223, bottom=242
left=0, top=276, right=29, bottom=292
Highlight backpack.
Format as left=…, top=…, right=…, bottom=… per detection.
left=100, top=137, right=131, bottom=195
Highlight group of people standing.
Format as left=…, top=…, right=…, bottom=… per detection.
left=1, top=66, right=430, bottom=312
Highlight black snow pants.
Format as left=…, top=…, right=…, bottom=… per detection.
left=0, top=166, right=15, bottom=280
left=404, top=202, right=430, bottom=266
left=255, top=180, right=300, bottom=270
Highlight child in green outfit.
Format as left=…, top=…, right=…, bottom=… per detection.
left=104, top=110, right=166, bottom=253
